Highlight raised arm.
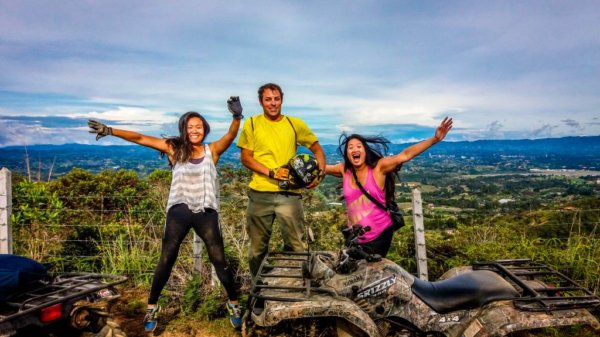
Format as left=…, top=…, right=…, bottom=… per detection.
left=209, top=96, right=243, bottom=164
left=210, top=118, right=241, bottom=158
left=88, top=119, right=170, bottom=153
left=378, top=117, right=453, bottom=174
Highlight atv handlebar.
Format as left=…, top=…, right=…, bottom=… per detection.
left=337, top=225, right=382, bottom=273
left=342, top=224, right=371, bottom=247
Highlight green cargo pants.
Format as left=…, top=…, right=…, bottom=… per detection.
left=246, top=189, right=305, bottom=277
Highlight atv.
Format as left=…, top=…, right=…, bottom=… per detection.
left=242, top=225, right=600, bottom=337
left=0, top=255, right=127, bottom=337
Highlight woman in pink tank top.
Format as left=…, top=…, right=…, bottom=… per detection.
left=325, top=117, right=453, bottom=257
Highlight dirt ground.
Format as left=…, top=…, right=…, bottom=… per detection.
left=111, top=286, right=239, bottom=337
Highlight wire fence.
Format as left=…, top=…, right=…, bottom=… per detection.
left=7, top=193, right=600, bottom=265
left=2, top=167, right=599, bottom=292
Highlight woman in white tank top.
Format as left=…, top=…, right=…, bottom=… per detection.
left=88, top=97, right=245, bottom=331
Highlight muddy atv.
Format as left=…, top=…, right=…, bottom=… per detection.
left=242, top=226, right=600, bottom=337
left=0, top=255, right=127, bottom=337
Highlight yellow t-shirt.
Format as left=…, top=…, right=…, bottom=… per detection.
left=237, top=114, right=318, bottom=192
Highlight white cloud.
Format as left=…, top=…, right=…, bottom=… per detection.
left=1, top=1, right=599, bottom=145
left=73, top=107, right=176, bottom=124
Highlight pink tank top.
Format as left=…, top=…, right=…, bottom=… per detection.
left=343, top=167, right=392, bottom=243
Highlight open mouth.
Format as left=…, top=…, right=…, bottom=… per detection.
left=351, top=153, right=361, bottom=163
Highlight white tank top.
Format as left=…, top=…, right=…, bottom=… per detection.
left=166, top=144, right=219, bottom=213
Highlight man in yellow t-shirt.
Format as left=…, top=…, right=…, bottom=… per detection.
left=237, top=83, right=326, bottom=277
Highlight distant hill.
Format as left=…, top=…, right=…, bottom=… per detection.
left=323, top=136, right=600, bottom=167
left=416, top=136, right=600, bottom=156
left=1, top=136, right=599, bottom=178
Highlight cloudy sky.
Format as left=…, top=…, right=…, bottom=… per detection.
left=1, top=1, right=599, bottom=147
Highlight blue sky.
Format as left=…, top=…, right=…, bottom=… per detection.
left=1, top=1, right=599, bottom=147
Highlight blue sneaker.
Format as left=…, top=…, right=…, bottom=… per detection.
left=226, top=301, right=242, bottom=329
left=143, top=306, right=160, bottom=332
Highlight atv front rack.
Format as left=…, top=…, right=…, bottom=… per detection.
left=0, top=273, right=128, bottom=324
left=250, top=251, right=336, bottom=302
left=473, top=259, right=600, bottom=312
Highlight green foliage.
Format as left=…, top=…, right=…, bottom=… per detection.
left=196, top=286, right=226, bottom=319
left=100, top=234, right=159, bottom=282
left=8, top=163, right=600, bottom=336
left=11, top=179, right=63, bottom=262
left=120, top=297, right=146, bottom=316
left=182, top=273, right=203, bottom=315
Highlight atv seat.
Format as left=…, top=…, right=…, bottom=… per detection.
left=412, top=270, right=519, bottom=314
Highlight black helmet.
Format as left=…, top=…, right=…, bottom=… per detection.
left=287, top=154, right=320, bottom=188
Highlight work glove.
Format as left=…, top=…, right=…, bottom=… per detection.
left=227, top=96, right=244, bottom=120
left=305, top=169, right=325, bottom=189
left=269, top=166, right=292, bottom=190
left=268, top=166, right=290, bottom=181
left=88, top=119, right=113, bottom=141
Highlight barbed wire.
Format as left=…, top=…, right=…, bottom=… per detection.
left=6, top=204, right=600, bottom=213
left=10, top=194, right=163, bottom=200
left=7, top=221, right=600, bottom=229
left=14, top=239, right=186, bottom=243
left=7, top=206, right=163, bottom=213
left=5, top=188, right=599, bottom=280
left=10, top=223, right=165, bottom=228
left=13, top=235, right=598, bottom=245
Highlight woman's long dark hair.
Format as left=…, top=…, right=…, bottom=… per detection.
left=338, top=133, right=400, bottom=207
left=163, top=111, right=210, bottom=165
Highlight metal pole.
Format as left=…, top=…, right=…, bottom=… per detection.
left=411, top=187, right=428, bottom=280
left=0, top=168, right=13, bottom=254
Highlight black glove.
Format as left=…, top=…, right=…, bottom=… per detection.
left=227, top=96, right=244, bottom=120
left=88, top=119, right=112, bottom=141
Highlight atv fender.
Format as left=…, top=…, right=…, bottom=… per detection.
left=439, top=265, right=472, bottom=280
left=251, top=294, right=380, bottom=337
left=466, top=300, right=600, bottom=336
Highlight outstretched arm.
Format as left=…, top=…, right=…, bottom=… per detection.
left=88, top=120, right=170, bottom=153
left=378, top=117, right=453, bottom=174
left=325, top=163, right=344, bottom=177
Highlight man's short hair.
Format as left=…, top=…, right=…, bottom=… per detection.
left=258, top=83, right=284, bottom=101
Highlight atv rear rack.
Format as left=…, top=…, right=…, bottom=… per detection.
left=251, top=251, right=336, bottom=302
left=473, top=259, right=600, bottom=312
left=0, top=273, right=127, bottom=324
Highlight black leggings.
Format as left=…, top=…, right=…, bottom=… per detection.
left=359, top=225, right=394, bottom=258
left=148, top=204, right=237, bottom=304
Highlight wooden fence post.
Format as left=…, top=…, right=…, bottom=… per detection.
left=193, top=233, right=203, bottom=273
left=411, top=186, right=428, bottom=280
left=0, top=168, right=12, bottom=254
left=192, top=228, right=217, bottom=287
left=192, top=180, right=219, bottom=286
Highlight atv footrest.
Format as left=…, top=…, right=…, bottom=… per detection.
left=473, top=259, right=600, bottom=311
left=251, top=251, right=333, bottom=303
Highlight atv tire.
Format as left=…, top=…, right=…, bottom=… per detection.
left=242, top=316, right=339, bottom=337
left=80, top=318, right=126, bottom=337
